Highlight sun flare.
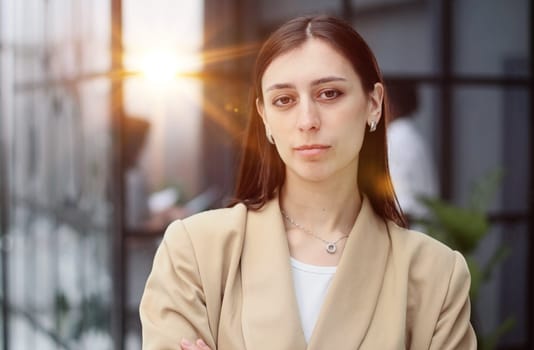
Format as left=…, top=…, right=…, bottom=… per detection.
left=134, top=50, right=201, bottom=83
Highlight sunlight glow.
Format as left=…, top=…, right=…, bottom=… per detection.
left=134, top=50, right=201, bottom=84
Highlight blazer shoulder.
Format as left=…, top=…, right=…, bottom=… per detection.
left=163, top=203, right=248, bottom=250
left=387, top=220, right=458, bottom=266
left=386, top=221, right=472, bottom=292
left=387, top=220, right=471, bottom=306
left=184, top=202, right=248, bottom=233
left=386, top=222, right=474, bottom=349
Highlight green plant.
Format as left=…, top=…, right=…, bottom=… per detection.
left=415, top=170, right=515, bottom=350
left=55, top=291, right=112, bottom=344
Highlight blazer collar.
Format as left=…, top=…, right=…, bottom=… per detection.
left=240, top=195, right=390, bottom=350
left=240, top=195, right=306, bottom=350
left=307, top=196, right=390, bottom=349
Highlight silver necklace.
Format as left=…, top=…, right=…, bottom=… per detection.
left=281, top=210, right=349, bottom=254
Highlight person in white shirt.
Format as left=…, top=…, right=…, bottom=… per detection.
left=386, top=82, right=438, bottom=223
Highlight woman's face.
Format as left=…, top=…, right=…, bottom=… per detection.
left=257, top=38, right=383, bottom=183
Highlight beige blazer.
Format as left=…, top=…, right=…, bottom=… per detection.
left=140, top=196, right=476, bottom=349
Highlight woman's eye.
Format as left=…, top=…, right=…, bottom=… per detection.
left=273, top=96, right=294, bottom=106
left=319, top=89, right=342, bottom=100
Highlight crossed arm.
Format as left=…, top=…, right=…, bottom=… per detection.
left=180, top=338, right=212, bottom=350
left=140, top=221, right=218, bottom=350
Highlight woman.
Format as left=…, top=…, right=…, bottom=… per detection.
left=140, top=15, right=476, bottom=350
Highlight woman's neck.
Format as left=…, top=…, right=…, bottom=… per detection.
left=280, top=175, right=362, bottom=239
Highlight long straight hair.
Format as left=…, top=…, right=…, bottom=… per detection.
left=232, top=15, right=406, bottom=227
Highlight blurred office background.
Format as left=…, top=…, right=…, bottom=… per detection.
left=0, top=0, right=531, bottom=349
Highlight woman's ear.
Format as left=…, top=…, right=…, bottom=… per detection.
left=256, top=97, right=267, bottom=124
left=367, top=82, right=384, bottom=124
left=256, top=97, right=275, bottom=144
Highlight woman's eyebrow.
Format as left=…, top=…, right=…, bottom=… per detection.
left=311, top=76, right=347, bottom=86
left=265, top=76, right=347, bottom=92
left=265, top=83, right=295, bottom=92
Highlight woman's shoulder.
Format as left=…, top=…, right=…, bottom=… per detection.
left=164, top=202, right=248, bottom=240
left=184, top=202, right=248, bottom=229
left=386, top=221, right=474, bottom=347
left=386, top=221, right=469, bottom=279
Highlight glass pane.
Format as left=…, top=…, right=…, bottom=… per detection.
left=125, top=238, right=158, bottom=350
left=355, top=7, right=437, bottom=75
left=453, top=0, right=530, bottom=77
left=122, top=1, right=205, bottom=348
left=2, top=0, right=115, bottom=348
left=122, top=0, right=205, bottom=218
left=452, top=86, right=530, bottom=210
left=451, top=85, right=530, bottom=347
left=498, top=221, right=529, bottom=347
left=258, top=0, right=336, bottom=23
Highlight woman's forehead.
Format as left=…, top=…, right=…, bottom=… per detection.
left=261, top=39, right=358, bottom=89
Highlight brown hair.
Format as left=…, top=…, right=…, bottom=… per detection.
left=232, top=15, right=406, bottom=227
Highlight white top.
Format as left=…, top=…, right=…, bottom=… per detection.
left=387, top=118, right=438, bottom=218
left=290, top=258, right=337, bottom=343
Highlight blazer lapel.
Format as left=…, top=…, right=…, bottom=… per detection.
left=307, top=197, right=391, bottom=350
left=240, top=197, right=307, bottom=350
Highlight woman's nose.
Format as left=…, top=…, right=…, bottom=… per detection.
left=296, top=98, right=320, bottom=132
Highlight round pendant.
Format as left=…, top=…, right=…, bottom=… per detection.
left=326, top=243, right=337, bottom=254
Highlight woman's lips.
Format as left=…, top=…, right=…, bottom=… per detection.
left=293, top=144, right=330, bottom=157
